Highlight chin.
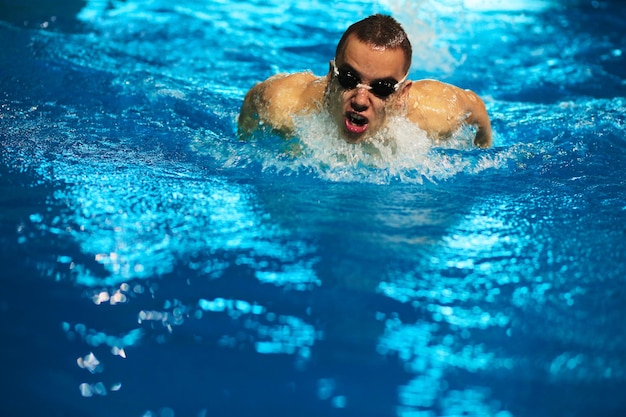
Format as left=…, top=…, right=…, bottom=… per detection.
left=342, top=135, right=364, bottom=144
left=340, top=127, right=367, bottom=144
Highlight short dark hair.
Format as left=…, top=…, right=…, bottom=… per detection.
left=335, top=14, right=412, bottom=74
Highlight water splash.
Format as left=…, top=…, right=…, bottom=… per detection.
left=379, top=0, right=468, bottom=74
left=228, top=110, right=512, bottom=184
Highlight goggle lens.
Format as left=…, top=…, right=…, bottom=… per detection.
left=335, top=66, right=400, bottom=98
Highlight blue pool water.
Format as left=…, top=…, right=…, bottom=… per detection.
left=1, top=0, right=626, bottom=416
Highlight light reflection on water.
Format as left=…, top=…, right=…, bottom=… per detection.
left=374, top=183, right=626, bottom=414
left=9, top=108, right=626, bottom=416
left=30, top=160, right=318, bottom=288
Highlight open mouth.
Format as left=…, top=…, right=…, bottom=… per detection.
left=344, top=112, right=369, bottom=135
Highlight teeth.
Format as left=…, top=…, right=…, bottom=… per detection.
left=349, top=113, right=367, bottom=126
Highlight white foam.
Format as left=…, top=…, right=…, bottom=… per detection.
left=245, top=110, right=506, bottom=184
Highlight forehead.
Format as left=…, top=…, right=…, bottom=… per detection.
left=338, top=35, right=407, bottom=81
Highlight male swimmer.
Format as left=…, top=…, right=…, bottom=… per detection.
left=238, top=14, right=492, bottom=148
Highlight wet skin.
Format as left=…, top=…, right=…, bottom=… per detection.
left=325, top=36, right=412, bottom=143
left=238, top=36, right=492, bottom=147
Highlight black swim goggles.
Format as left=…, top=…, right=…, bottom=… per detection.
left=332, top=60, right=407, bottom=99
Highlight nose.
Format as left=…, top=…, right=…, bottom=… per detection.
left=350, top=88, right=370, bottom=112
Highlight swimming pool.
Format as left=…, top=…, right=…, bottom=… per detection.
left=1, top=0, right=625, bottom=416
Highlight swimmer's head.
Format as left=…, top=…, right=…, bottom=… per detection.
left=325, top=14, right=413, bottom=144
left=335, top=14, right=412, bottom=75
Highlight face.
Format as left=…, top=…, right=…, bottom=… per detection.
left=326, top=35, right=412, bottom=143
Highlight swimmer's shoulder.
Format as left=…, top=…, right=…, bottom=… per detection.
left=264, top=71, right=319, bottom=89
left=406, top=80, right=461, bottom=130
left=263, top=71, right=325, bottom=109
left=242, top=71, right=325, bottom=134
left=407, top=79, right=464, bottom=105
left=408, top=79, right=485, bottom=109
left=406, top=79, right=492, bottom=147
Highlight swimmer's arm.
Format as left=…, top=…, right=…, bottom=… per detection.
left=238, top=82, right=264, bottom=137
left=407, top=80, right=492, bottom=148
left=238, top=80, right=293, bottom=137
left=462, top=89, right=492, bottom=148
left=238, top=72, right=321, bottom=138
